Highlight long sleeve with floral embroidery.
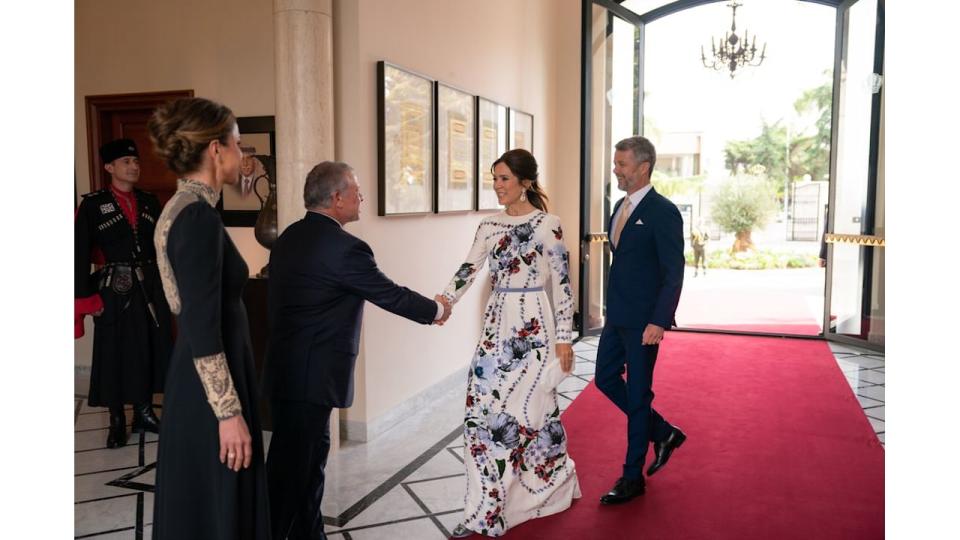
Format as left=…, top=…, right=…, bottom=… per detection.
left=544, top=215, right=574, bottom=343
left=441, top=220, right=491, bottom=305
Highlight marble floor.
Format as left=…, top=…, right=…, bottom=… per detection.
left=74, top=336, right=884, bottom=539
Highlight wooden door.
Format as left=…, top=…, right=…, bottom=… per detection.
left=86, top=90, right=194, bottom=205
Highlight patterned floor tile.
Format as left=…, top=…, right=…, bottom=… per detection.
left=857, top=385, right=885, bottom=402
left=864, top=406, right=884, bottom=421
left=334, top=517, right=447, bottom=539
left=574, top=349, right=598, bottom=363
left=856, top=394, right=884, bottom=409
left=405, top=475, right=465, bottom=514
left=343, top=485, right=429, bottom=528
left=406, top=451, right=468, bottom=483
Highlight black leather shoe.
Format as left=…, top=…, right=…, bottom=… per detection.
left=600, top=477, right=645, bottom=504
left=132, top=403, right=160, bottom=434
left=647, top=427, right=687, bottom=476
left=106, top=407, right=128, bottom=448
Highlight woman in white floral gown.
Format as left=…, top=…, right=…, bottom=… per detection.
left=442, top=149, right=581, bottom=538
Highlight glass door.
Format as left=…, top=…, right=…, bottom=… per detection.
left=578, top=0, right=643, bottom=336
left=824, top=0, right=884, bottom=349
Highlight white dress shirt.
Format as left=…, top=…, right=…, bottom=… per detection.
left=611, top=183, right=653, bottom=247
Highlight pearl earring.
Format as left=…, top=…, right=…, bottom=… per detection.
left=520, top=190, right=527, bottom=203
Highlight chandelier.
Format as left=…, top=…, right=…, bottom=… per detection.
left=701, top=1, right=766, bottom=78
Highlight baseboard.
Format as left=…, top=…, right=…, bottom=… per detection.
left=340, top=366, right=468, bottom=442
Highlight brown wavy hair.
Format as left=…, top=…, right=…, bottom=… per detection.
left=147, top=97, right=236, bottom=176
left=492, top=149, right=549, bottom=213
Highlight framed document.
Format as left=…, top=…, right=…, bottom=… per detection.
left=476, top=97, right=507, bottom=211
left=378, top=61, right=435, bottom=216
left=435, top=82, right=476, bottom=213
left=219, top=116, right=275, bottom=227
left=509, top=108, right=534, bottom=153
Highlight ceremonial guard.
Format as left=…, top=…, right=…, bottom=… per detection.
left=75, top=139, right=173, bottom=448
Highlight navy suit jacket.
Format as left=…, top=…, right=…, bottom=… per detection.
left=263, top=212, right=437, bottom=408
left=606, top=187, right=684, bottom=329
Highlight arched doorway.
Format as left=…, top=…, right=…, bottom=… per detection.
left=577, top=0, right=884, bottom=350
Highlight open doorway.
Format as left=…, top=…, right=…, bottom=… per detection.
left=578, top=0, right=883, bottom=347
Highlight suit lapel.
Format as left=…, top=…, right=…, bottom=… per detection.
left=630, top=187, right=656, bottom=222
left=615, top=187, right=659, bottom=249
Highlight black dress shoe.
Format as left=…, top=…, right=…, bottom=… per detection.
left=132, top=403, right=161, bottom=434
left=647, top=427, right=687, bottom=476
left=106, top=407, right=128, bottom=448
left=600, top=477, right=645, bottom=504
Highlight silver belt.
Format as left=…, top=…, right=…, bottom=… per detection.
left=494, top=286, right=544, bottom=293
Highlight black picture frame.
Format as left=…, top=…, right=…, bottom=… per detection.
left=434, top=81, right=477, bottom=213
left=508, top=108, right=534, bottom=153
left=476, top=96, right=508, bottom=211
left=377, top=61, right=436, bottom=216
left=219, top=115, right=276, bottom=227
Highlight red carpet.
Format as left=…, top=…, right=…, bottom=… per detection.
left=506, top=332, right=884, bottom=539
left=677, top=323, right=823, bottom=335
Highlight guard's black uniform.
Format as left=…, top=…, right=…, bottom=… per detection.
left=75, top=187, right=173, bottom=409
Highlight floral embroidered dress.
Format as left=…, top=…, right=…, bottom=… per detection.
left=442, top=209, right=581, bottom=536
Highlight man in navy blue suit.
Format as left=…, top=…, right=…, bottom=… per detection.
left=263, top=161, right=451, bottom=539
left=596, top=136, right=686, bottom=505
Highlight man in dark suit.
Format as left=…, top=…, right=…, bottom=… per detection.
left=596, top=136, right=686, bottom=505
left=264, top=161, right=451, bottom=539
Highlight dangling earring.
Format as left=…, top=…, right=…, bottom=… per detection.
left=520, top=189, right=527, bottom=203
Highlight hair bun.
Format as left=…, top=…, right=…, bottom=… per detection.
left=147, top=97, right=236, bottom=176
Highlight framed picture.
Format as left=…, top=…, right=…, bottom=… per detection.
left=219, top=116, right=276, bottom=227
left=377, top=61, right=435, bottom=216
left=476, top=97, right=508, bottom=211
left=435, top=82, right=476, bottom=213
left=509, top=108, right=534, bottom=153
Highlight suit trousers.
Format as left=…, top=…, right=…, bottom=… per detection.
left=595, top=324, right=674, bottom=480
left=266, top=400, right=333, bottom=540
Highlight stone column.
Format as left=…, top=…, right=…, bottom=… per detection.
left=273, top=0, right=339, bottom=451
left=274, top=0, right=336, bottom=233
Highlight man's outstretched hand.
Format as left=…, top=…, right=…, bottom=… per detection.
left=435, top=295, right=452, bottom=325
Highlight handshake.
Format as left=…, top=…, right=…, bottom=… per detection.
left=434, top=295, right=453, bottom=326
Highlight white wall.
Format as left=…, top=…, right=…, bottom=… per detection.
left=333, top=0, right=581, bottom=428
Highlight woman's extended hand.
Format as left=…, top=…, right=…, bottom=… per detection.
left=556, top=343, right=574, bottom=373
left=219, top=415, right=253, bottom=472
left=434, top=295, right=452, bottom=325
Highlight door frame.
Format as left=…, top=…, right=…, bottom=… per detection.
left=578, top=0, right=645, bottom=337
left=85, top=89, right=194, bottom=192
left=821, top=0, right=885, bottom=351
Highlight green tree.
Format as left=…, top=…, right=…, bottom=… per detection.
left=793, top=75, right=833, bottom=182
left=710, top=174, right=777, bottom=252
left=723, top=76, right=833, bottom=199
left=723, top=121, right=795, bottom=197
left=651, top=171, right=706, bottom=198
